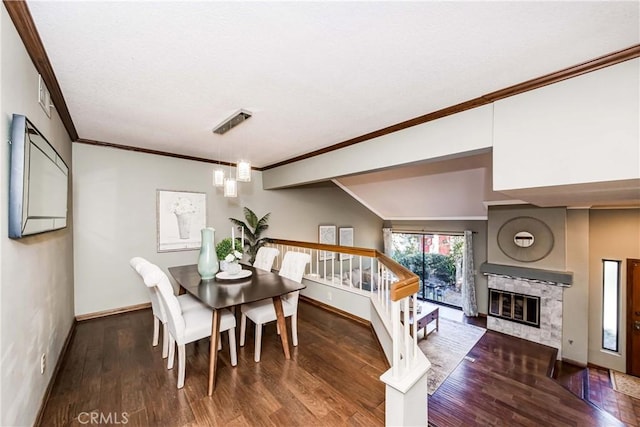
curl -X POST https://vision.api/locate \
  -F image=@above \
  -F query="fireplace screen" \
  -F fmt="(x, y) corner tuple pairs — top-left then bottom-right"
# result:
(489, 289), (540, 327)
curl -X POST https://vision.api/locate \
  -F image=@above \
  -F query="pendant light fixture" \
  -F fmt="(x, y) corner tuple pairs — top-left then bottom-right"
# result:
(236, 159), (251, 182)
(212, 108), (252, 196)
(213, 168), (224, 187)
(212, 137), (225, 187)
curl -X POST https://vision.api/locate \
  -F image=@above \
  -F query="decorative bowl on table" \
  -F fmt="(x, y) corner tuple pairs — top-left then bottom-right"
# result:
(221, 261), (242, 275)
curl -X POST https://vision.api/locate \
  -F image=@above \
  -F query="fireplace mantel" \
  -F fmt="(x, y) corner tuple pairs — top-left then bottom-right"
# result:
(480, 262), (572, 286)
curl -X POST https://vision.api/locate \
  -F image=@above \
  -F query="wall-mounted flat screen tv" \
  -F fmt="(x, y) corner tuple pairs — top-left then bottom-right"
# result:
(9, 114), (68, 238)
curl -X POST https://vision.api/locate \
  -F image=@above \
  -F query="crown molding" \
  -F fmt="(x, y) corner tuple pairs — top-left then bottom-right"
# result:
(263, 44), (640, 170)
(4, 0), (78, 141)
(75, 138), (264, 169)
(5, 0), (638, 170)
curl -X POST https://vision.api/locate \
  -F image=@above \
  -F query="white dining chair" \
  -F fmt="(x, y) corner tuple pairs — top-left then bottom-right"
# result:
(130, 257), (205, 359)
(136, 260), (238, 389)
(240, 251), (311, 362)
(252, 246), (280, 272)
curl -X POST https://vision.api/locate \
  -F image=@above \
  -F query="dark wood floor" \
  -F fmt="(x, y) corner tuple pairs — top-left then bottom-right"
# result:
(587, 367), (640, 426)
(429, 315), (625, 427)
(40, 302), (634, 426)
(39, 302), (387, 426)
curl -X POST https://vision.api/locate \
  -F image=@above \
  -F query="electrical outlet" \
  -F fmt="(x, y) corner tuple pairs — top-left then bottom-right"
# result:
(40, 353), (46, 374)
(327, 291), (332, 301)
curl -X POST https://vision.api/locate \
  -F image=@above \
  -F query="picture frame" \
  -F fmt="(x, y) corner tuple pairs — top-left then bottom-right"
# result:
(157, 190), (206, 252)
(339, 227), (354, 260)
(318, 225), (336, 261)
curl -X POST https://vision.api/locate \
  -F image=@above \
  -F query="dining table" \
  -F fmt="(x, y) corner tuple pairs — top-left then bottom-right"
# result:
(168, 263), (306, 395)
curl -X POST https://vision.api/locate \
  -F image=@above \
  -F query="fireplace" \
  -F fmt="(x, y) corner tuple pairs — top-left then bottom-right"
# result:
(489, 289), (540, 328)
(480, 262), (572, 356)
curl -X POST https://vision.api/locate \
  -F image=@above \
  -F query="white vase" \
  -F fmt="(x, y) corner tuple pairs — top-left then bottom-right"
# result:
(175, 213), (192, 239)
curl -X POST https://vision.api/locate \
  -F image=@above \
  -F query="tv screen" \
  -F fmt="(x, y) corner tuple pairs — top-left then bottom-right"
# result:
(8, 114), (68, 238)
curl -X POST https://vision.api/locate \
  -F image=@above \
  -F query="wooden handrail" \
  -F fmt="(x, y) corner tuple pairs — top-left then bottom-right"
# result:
(269, 238), (419, 301)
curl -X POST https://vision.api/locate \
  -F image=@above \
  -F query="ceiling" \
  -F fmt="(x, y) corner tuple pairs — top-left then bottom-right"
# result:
(20, 2), (640, 217)
(27, 1), (639, 170)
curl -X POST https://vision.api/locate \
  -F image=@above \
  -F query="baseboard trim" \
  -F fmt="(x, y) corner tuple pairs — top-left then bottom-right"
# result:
(75, 302), (151, 321)
(300, 295), (369, 326)
(34, 319), (77, 427)
(562, 357), (587, 368)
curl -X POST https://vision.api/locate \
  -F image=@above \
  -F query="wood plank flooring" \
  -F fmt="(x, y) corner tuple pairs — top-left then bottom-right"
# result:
(39, 302), (387, 426)
(40, 302), (630, 426)
(429, 317), (624, 427)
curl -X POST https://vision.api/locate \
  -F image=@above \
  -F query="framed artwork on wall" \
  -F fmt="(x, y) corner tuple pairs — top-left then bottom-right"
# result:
(318, 225), (336, 261)
(339, 227), (354, 260)
(157, 190), (206, 252)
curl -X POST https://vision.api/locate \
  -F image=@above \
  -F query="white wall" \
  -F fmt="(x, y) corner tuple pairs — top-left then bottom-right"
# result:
(335, 152), (501, 220)
(588, 209), (640, 372)
(493, 59), (639, 191)
(73, 143), (383, 316)
(301, 280), (372, 321)
(263, 105), (493, 189)
(1, 7), (75, 426)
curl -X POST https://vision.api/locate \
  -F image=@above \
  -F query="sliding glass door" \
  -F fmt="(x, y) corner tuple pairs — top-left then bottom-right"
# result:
(391, 232), (464, 308)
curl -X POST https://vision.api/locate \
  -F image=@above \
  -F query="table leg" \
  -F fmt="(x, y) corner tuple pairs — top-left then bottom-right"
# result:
(207, 309), (221, 396)
(272, 297), (291, 359)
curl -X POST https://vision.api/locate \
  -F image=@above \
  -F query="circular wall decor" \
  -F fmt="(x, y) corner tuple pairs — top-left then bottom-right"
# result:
(497, 216), (554, 262)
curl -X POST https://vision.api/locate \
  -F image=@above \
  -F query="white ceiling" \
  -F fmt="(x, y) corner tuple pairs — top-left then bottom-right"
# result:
(27, 1), (639, 169)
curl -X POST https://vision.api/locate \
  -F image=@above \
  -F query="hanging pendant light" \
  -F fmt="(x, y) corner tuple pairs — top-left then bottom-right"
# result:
(213, 168), (225, 187)
(212, 108), (252, 194)
(223, 177), (237, 198)
(236, 160), (251, 182)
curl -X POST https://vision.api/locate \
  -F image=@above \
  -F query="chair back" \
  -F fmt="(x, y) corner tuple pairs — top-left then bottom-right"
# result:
(130, 257), (166, 322)
(136, 261), (186, 342)
(252, 247), (280, 272)
(279, 251), (311, 306)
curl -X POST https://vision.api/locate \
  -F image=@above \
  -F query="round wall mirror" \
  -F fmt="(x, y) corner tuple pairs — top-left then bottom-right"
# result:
(513, 231), (535, 248)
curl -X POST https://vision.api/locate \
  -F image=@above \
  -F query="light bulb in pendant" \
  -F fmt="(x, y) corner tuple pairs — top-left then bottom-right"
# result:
(236, 160), (251, 182)
(223, 177), (237, 197)
(213, 168), (225, 187)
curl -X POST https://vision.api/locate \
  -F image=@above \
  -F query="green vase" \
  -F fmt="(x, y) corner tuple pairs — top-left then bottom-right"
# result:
(197, 227), (219, 279)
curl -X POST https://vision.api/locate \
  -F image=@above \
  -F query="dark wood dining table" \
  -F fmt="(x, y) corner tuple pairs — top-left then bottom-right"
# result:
(168, 263), (305, 395)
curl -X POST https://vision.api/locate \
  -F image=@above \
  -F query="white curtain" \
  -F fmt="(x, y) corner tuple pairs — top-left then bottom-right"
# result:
(383, 227), (393, 256)
(462, 230), (478, 317)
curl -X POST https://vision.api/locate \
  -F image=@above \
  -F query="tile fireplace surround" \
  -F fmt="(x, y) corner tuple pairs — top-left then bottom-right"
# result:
(481, 263), (572, 357)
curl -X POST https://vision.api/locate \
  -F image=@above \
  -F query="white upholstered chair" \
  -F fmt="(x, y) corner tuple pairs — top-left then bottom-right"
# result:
(240, 251), (311, 362)
(252, 246), (280, 272)
(129, 257), (204, 358)
(135, 260), (237, 388)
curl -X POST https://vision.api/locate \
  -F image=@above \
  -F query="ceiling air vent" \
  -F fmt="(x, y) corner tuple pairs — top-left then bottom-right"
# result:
(212, 109), (252, 135)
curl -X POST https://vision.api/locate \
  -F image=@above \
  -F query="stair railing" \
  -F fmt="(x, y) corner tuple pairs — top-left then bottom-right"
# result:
(266, 239), (430, 426)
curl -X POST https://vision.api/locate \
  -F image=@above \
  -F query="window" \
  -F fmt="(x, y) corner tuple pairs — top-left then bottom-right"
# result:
(602, 260), (621, 352)
(391, 232), (464, 308)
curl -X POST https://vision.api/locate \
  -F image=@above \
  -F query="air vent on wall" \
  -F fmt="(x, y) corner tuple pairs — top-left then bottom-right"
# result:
(212, 109), (252, 135)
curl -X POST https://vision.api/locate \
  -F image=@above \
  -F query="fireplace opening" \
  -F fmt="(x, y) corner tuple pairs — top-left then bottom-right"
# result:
(489, 289), (540, 328)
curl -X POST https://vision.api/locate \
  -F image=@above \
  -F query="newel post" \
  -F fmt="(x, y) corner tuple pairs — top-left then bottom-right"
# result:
(380, 355), (430, 426)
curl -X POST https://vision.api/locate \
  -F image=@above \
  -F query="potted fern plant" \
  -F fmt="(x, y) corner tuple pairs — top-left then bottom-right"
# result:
(229, 207), (270, 264)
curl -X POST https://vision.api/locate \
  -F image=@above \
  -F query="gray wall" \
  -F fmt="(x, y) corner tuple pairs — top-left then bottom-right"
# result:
(388, 219), (488, 314)
(73, 143), (383, 316)
(487, 206), (567, 271)
(565, 209), (590, 365)
(1, 8), (75, 426)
